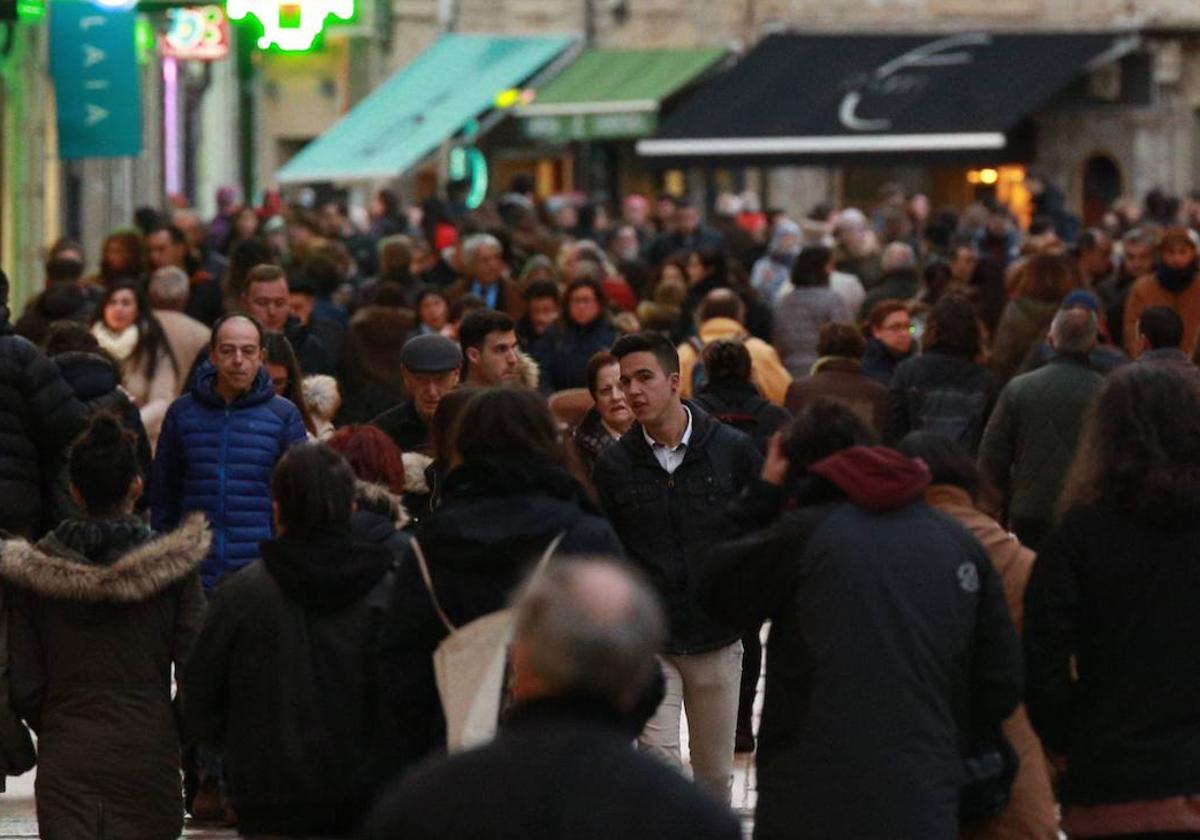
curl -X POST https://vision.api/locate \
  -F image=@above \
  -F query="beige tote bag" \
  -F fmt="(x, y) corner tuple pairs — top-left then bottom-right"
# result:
(411, 531), (565, 752)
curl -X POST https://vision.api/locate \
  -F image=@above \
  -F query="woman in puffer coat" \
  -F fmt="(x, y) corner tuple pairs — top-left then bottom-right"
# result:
(379, 387), (625, 768)
(0, 415), (207, 840)
(897, 431), (1058, 840)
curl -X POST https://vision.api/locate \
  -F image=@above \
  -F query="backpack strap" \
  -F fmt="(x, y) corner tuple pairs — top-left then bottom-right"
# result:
(411, 538), (456, 635)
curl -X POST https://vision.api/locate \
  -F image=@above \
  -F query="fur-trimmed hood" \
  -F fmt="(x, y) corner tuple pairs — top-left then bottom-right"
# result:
(402, 452), (433, 495)
(355, 480), (410, 529)
(0, 513), (210, 603)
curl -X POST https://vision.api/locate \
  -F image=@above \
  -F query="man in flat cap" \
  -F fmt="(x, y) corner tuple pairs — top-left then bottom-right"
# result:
(371, 333), (462, 456)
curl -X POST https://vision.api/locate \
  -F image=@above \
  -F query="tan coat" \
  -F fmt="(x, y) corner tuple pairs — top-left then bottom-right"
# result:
(924, 484), (1058, 840)
(1122, 270), (1200, 357)
(677, 317), (792, 405)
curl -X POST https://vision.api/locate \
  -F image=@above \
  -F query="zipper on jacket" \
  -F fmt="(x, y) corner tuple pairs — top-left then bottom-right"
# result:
(217, 406), (231, 571)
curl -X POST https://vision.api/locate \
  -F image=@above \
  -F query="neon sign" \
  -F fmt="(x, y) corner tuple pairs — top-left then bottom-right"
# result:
(225, 0), (355, 52)
(163, 6), (229, 61)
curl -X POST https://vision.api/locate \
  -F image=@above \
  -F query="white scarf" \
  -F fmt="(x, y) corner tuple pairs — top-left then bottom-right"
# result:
(92, 322), (140, 362)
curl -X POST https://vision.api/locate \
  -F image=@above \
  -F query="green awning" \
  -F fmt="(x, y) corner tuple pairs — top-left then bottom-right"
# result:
(276, 33), (577, 184)
(517, 47), (725, 142)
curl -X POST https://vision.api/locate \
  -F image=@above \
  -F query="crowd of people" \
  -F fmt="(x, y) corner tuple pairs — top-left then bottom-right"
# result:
(1, 174), (1200, 838)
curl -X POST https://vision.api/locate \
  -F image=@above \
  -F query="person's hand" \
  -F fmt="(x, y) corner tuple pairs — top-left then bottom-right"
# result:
(761, 432), (790, 487)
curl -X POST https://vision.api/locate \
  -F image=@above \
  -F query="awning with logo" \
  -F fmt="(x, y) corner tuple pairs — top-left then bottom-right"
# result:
(637, 33), (1136, 165)
(275, 33), (577, 184)
(517, 47), (726, 142)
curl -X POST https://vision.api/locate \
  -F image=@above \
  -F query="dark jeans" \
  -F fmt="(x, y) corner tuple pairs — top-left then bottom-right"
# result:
(736, 625), (761, 738)
(1012, 516), (1051, 553)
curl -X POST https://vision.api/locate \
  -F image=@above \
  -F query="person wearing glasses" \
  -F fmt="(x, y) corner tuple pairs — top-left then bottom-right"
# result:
(151, 313), (308, 591)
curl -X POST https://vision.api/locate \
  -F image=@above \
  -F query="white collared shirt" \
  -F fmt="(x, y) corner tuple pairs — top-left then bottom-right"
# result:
(643, 406), (693, 475)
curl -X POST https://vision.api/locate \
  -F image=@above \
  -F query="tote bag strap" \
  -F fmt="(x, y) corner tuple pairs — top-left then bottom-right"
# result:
(530, 531), (567, 584)
(411, 537), (456, 634)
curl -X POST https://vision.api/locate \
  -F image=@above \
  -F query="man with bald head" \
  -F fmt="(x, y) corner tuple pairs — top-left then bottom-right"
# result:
(362, 560), (741, 840)
(152, 313), (308, 589)
(677, 287), (791, 403)
(979, 305), (1106, 550)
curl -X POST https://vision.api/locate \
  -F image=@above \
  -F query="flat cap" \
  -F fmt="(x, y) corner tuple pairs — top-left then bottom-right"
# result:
(400, 333), (462, 373)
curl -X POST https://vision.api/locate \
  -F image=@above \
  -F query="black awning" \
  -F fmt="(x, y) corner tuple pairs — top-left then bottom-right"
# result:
(637, 32), (1134, 166)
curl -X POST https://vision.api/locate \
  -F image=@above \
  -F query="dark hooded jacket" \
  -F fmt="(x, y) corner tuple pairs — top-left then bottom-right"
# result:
(0, 514), (208, 840)
(351, 480), (412, 556)
(0, 309), (89, 536)
(380, 454), (624, 769)
(693, 377), (792, 455)
(593, 402), (763, 654)
(861, 336), (914, 387)
(182, 530), (397, 836)
(701, 447), (1021, 840)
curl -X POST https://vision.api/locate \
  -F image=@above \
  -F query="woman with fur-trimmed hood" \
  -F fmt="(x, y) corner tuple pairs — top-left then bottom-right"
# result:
(0, 415), (207, 840)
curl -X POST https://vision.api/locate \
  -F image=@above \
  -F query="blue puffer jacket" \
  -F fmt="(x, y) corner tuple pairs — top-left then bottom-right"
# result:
(151, 361), (307, 589)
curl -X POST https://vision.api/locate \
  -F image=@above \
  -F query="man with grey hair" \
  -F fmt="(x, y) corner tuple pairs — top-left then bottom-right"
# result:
(147, 266), (211, 389)
(1098, 227), (1157, 349)
(979, 305), (1106, 550)
(859, 241), (919, 318)
(446, 233), (525, 319)
(361, 559), (741, 840)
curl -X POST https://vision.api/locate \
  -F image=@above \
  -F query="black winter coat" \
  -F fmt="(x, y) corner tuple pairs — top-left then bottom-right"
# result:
(48, 352), (153, 523)
(889, 347), (997, 454)
(701, 448), (1021, 840)
(535, 317), (617, 393)
(379, 455), (624, 769)
(182, 533), (397, 836)
(694, 378), (792, 454)
(360, 696), (742, 840)
(1025, 503), (1200, 806)
(0, 313), (88, 535)
(593, 402), (763, 654)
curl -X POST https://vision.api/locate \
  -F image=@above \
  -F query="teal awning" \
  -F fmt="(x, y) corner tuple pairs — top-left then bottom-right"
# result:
(276, 33), (577, 184)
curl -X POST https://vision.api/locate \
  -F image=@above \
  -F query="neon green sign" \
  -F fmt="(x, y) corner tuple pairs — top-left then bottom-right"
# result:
(449, 146), (488, 210)
(226, 0), (354, 51)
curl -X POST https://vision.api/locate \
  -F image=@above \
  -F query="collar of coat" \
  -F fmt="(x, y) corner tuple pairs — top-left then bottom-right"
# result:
(0, 513), (209, 603)
(355, 480), (411, 530)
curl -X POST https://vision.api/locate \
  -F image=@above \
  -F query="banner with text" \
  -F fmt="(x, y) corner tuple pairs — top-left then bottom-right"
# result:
(50, 3), (142, 160)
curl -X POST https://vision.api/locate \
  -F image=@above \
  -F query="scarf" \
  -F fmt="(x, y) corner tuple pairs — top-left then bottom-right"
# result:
(92, 322), (140, 362)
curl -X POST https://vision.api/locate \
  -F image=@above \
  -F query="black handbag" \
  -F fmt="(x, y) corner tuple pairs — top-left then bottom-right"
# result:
(959, 729), (1019, 824)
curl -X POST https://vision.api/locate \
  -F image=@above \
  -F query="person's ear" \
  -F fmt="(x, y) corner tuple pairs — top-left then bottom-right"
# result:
(272, 500), (284, 535)
(69, 483), (86, 510)
(667, 370), (681, 394)
(466, 347), (481, 366)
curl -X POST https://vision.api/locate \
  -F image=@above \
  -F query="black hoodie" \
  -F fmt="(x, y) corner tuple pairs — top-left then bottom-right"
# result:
(379, 453), (624, 769)
(182, 532), (398, 835)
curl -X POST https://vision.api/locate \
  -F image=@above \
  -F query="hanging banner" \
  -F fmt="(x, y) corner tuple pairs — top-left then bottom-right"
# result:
(50, 2), (143, 160)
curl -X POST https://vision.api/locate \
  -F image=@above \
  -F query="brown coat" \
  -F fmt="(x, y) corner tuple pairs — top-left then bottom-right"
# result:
(0, 514), (209, 840)
(1122, 271), (1200, 357)
(924, 485), (1058, 840)
(784, 356), (888, 437)
(445, 277), (526, 320)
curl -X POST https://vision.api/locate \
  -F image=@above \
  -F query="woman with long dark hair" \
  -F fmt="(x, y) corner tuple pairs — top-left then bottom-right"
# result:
(888, 292), (996, 454)
(380, 387), (624, 768)
(1025, 364), (1200, 840)
(91, 281), (181, 449)
(0, 414), (207, 838)
(262, 331), (316, 437)
(772, 245), (852, 378)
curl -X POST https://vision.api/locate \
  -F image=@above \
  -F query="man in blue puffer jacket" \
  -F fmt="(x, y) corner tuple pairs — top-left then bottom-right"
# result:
(152, 314), (307, 590)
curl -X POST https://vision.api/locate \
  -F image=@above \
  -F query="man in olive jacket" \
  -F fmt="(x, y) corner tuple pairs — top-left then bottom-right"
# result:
(593, 332), (762, 805)
(979, 306), (1106, 551)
